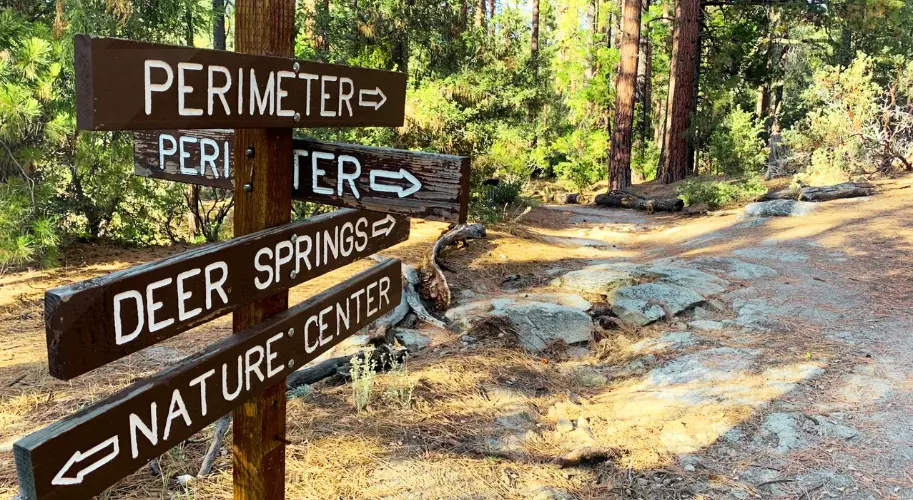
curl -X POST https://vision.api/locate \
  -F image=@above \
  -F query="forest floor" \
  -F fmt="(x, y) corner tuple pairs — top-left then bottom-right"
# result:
(0, 175), (911, 499)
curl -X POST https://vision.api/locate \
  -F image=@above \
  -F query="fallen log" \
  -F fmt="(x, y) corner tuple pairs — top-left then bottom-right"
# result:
(564, 193), (589, 204)
(595, 191), (684, 212)
(423, 223), (486, 310)
(198, 414), (231, 477)
(799, 182), (874, 202)
(286, 344), (407, 391)
(368, 256), (446, 342)
(551, 446), (624, 468)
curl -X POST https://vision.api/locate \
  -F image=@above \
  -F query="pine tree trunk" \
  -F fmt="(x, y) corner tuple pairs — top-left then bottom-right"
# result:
(213, 0), (226, 50)
(660, 0), (699, 184)
(685, 6), (703, 176)
(476, 0), (487, 28)
(609, 0), (643, 190)
(638, 35), (652, 151)
(585, 0), (596, 80)
(530, 0), (540, 59)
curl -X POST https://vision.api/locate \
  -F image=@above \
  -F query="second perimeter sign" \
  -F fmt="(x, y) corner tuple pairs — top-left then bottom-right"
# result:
(134, 129), (470, 223)
(46, 209), (408, 380)
(74, 35), (406, 130)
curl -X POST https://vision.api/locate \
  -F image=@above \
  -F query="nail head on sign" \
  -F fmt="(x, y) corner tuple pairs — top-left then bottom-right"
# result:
(243, 183), (253, 192)
(294, 112), (301, 123)
(290, 270), (298, 280)
(288, 359), (295, 369)
(287, 328), (294, 337)
(246, 146), (255, 158)
(293, 62), (300, 73)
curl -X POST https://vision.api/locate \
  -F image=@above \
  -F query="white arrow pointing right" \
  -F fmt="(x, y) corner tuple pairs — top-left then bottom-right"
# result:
(371, 214), (397, 238)
(358, 87), (387, 110)
(52, 436), (120, 486)
(369, 169), (422, 198)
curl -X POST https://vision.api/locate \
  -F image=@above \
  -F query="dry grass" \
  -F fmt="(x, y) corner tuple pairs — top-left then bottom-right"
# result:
(0, 176), (911, 497)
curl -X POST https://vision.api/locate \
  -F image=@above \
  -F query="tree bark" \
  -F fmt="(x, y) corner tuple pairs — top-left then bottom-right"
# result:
(530, 0), (540, 60)
(212, 0), (226, 50)
(638, 20), (652, 163)
(584, 0), (596, 80)
(609, 0), (643, 190)
(660, 0), (700, 184)
(595, 191), (684, 212)
(685, 5), (704, 176)
(475, 0), (487, 28)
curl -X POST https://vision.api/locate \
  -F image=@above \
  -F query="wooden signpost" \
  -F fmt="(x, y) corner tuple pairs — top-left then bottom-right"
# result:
(45, 209), (408, 380)
(75, 36), (406, 130)
(14, 0), (470, 498)
(133, 130), (470, 223)
(15, 259), (402, 500)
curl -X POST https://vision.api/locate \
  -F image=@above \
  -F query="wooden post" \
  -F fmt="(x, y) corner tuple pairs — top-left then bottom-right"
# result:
(232, 1), (294, 499)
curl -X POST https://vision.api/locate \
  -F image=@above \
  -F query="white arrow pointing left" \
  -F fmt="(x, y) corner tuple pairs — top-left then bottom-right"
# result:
(52, 436), (120, 486)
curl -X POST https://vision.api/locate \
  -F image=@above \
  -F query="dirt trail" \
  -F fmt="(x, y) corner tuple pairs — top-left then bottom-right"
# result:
(0, 177), (910, 499)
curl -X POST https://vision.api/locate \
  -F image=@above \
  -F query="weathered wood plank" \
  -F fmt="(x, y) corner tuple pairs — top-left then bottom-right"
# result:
(45, 209), (409, 380)
(133, 130), (471, 223)
(74, 35), (406, 131)
(15, 259), (402, 500)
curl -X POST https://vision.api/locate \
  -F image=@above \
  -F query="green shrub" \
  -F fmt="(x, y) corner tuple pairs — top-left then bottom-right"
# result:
(706, 107), (767, 176)
(676, 175), (768, 209)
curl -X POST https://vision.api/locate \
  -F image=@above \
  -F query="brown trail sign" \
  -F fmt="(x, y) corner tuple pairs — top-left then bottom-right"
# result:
(74, 35), (406, 131)
(133, 130), (470, 223)
(46, 209), (408, 380)
(15, 259), (402, 500)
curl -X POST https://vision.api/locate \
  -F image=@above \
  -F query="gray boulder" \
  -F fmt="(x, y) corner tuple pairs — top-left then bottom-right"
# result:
(689, 256), (779, 280)
(445, 297), (593, 351)
(548, 262), (642, 295)
(393, 329), (433, 349)
(491, 301), (593, 351)
(609, 283), (705, 326)
(743, 200), (818, 218)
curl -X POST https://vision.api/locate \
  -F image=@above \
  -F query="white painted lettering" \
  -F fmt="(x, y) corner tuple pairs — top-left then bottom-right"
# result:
(304, 315), (319, 353)
(177, 62), (204, 116)
(189, 369), (215, 417)
(244, 345), (265, 390)
(318, 305), (333, 346)
(144, 60), (173, 115)
(146, 278), (174, 333)
(222, 355), (243, 401)
(254, 247), (274, 290)
(176, 268), (202, 321)
(298, 73), (318, 116)
(199, 138), (220, 177)
(320, 76), (338, 117)
(337, 155), (361, 198)
(207, 65), (232, 115)
(250, 69), (275, 116)
(114, 290), (144, 345)
(338, 77), (354, 116)
(266, 332), (284, 378)
(276, 70), (295, 117)
(311, 151), (334, 195)
(274, 240), (294, 284)
(158, 134), (177, 170)
(204, 261), (229, 309)
(129, 403), (158, 459)
(162, 389), (192, 441)
(178, 136), (198, 175)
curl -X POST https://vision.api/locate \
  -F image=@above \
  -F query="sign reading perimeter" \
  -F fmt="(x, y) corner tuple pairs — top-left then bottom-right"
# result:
(46, 209), (408, 380)
(75, 35), (406, 130)
(134, 130), (471, 223)
(16, 259), (401, 500)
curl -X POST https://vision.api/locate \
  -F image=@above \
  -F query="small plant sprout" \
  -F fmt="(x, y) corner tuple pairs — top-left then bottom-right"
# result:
(350, 347), (377, 413)
(384, 352), (414, 409)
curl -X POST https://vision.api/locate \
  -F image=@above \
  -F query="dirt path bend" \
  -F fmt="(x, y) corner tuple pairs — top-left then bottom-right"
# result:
(0, 177), (909, 499)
